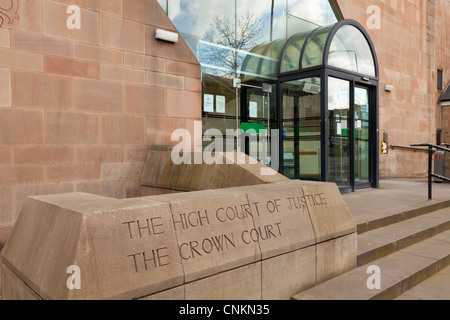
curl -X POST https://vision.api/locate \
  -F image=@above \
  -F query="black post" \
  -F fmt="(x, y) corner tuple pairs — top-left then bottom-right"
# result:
(428, 145), (433, 201)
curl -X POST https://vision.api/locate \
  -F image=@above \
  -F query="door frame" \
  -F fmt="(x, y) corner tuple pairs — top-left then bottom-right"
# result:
(278, 67), (379, 192)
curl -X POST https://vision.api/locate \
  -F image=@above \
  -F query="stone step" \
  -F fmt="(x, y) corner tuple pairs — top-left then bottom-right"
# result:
(292, 230), (450, 300)
(356, 200), (450, 234)
(395, 265), (450, 300)
(357, 207), (450, 267)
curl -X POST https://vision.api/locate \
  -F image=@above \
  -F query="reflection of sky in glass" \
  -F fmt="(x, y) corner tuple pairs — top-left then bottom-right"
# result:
(355, 88), (369, 107)
(328, 77), (349, 111)
(169, 0), (338, 41)
(328, 26), (375, 77)
(165, 0), (339, 79)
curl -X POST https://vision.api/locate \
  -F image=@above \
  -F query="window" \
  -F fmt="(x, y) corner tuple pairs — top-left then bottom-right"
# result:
(438, 68), (443, 91)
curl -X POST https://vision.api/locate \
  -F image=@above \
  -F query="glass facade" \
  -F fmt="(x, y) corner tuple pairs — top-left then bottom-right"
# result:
(158, 1), (379, 192)
(158, 0), (339, 147)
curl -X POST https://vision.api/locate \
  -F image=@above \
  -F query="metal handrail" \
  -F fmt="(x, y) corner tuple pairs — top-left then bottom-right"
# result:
(390, 144), (430, 152)
(410, 143), (450, 153)
(410, 143), (450, 200)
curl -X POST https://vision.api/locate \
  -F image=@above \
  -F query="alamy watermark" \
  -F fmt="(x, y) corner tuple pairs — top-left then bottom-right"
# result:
(66, 265), (81, 290)
(366, 265), (381, 290)
(367, 5), (381, 30)
(170, 122), (280, 176)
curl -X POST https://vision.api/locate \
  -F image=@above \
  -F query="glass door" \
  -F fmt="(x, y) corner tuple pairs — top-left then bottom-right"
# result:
(328, 77), (351, 189)
(354, 86), (371, 187)
(281, 77), (322, 181)
(238, 81), (275, 167)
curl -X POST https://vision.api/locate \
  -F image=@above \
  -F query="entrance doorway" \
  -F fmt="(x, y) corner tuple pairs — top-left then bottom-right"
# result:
(327, 76), (376, 191)
(235, 19), (379, 192)
(234, 80), (277, 167)
(275, 20), (379, 192)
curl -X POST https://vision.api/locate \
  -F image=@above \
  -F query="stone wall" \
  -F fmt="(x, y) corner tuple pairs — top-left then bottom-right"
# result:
(336, 0), (450, 178)
(0, 0), (202, 229)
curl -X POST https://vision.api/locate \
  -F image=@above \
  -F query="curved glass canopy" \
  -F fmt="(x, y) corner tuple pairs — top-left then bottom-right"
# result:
(241, 20), (378, 80)
(281, 20), (378, 77)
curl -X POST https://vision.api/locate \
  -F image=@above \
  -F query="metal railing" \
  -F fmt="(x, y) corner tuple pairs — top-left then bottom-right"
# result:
(410, 143), (450, 200)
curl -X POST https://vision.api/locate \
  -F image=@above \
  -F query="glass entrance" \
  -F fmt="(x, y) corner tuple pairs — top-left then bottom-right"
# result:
(237, 81), (276, 167)
(328, 77), (351, 188)
(282, 77), (322, 180)
(355, 86), (371, 187)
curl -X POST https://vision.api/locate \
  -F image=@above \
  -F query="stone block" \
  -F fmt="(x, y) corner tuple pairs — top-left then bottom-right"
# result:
(43, 0), (99, 45)
(14, 146), (74, 165)
(261, 247), (316, 300)
(44, 56), (100, 79)
(0, 68), (11, 107)
(0, 147), (12, 166)
(101, 65), (146, 84)
(242, 184), (316, 259)
(0, 28), (10, 48)
(101, 15), (146, 53)
(166, 89), (202, 120)
(8, 0), (42, 33)
(184, 262), (262, 300)
(147, 71), (184, 90)
(74, 0), (123, 16)
(74, 42), (123, 65)
(316, 234), (357, 283)
(0, 48), (43, 72)
(1, 179), (356, 300)
(151, 190), (261, 283)
(45, 110), (99, 145)
(11, 30), (72, 57)
(123, 52), (165, 72)
(1, 263), (41, 300)
(1, 194), (183, 300)
(0, 187), (13, 226)
(45, 163), (101, 183)
(0, 108), (43, 146)
(101, 114), (146, 146)
(141, 151), (289, 191)
(12, 71), (73, 109)
(75, 146), (125, 164)
(124, 84), (166, 116)
(74, 78), (123, 113)
(124, 0), (159, 26)
(302, 183), (357, 243)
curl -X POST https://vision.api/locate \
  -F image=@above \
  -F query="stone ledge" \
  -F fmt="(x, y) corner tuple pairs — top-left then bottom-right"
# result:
(1, 181), (356, 300)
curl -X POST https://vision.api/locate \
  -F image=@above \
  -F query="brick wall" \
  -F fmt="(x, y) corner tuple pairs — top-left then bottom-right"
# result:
(336, 0), (450, 178)
(0, 0), (202, 228)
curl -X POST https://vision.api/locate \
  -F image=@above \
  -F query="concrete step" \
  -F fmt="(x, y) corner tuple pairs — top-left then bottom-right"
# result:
(395, 265), (450, 300)
(356, 200), (450, 234)
(357, 207), (450, 267)
(292, 230), (450, 300)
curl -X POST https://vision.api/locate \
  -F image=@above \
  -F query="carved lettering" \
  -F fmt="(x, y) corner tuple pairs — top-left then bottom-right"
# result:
(241, 223), (282, 245)
(122, 217), (164, 240)
(172, 210), (210, 231)
(128, 247), (170, 273)
(179, 233), (236, 261)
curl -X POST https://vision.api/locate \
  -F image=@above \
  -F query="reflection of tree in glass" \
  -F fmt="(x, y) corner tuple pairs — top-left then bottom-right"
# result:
(203, 12), (264, 77)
